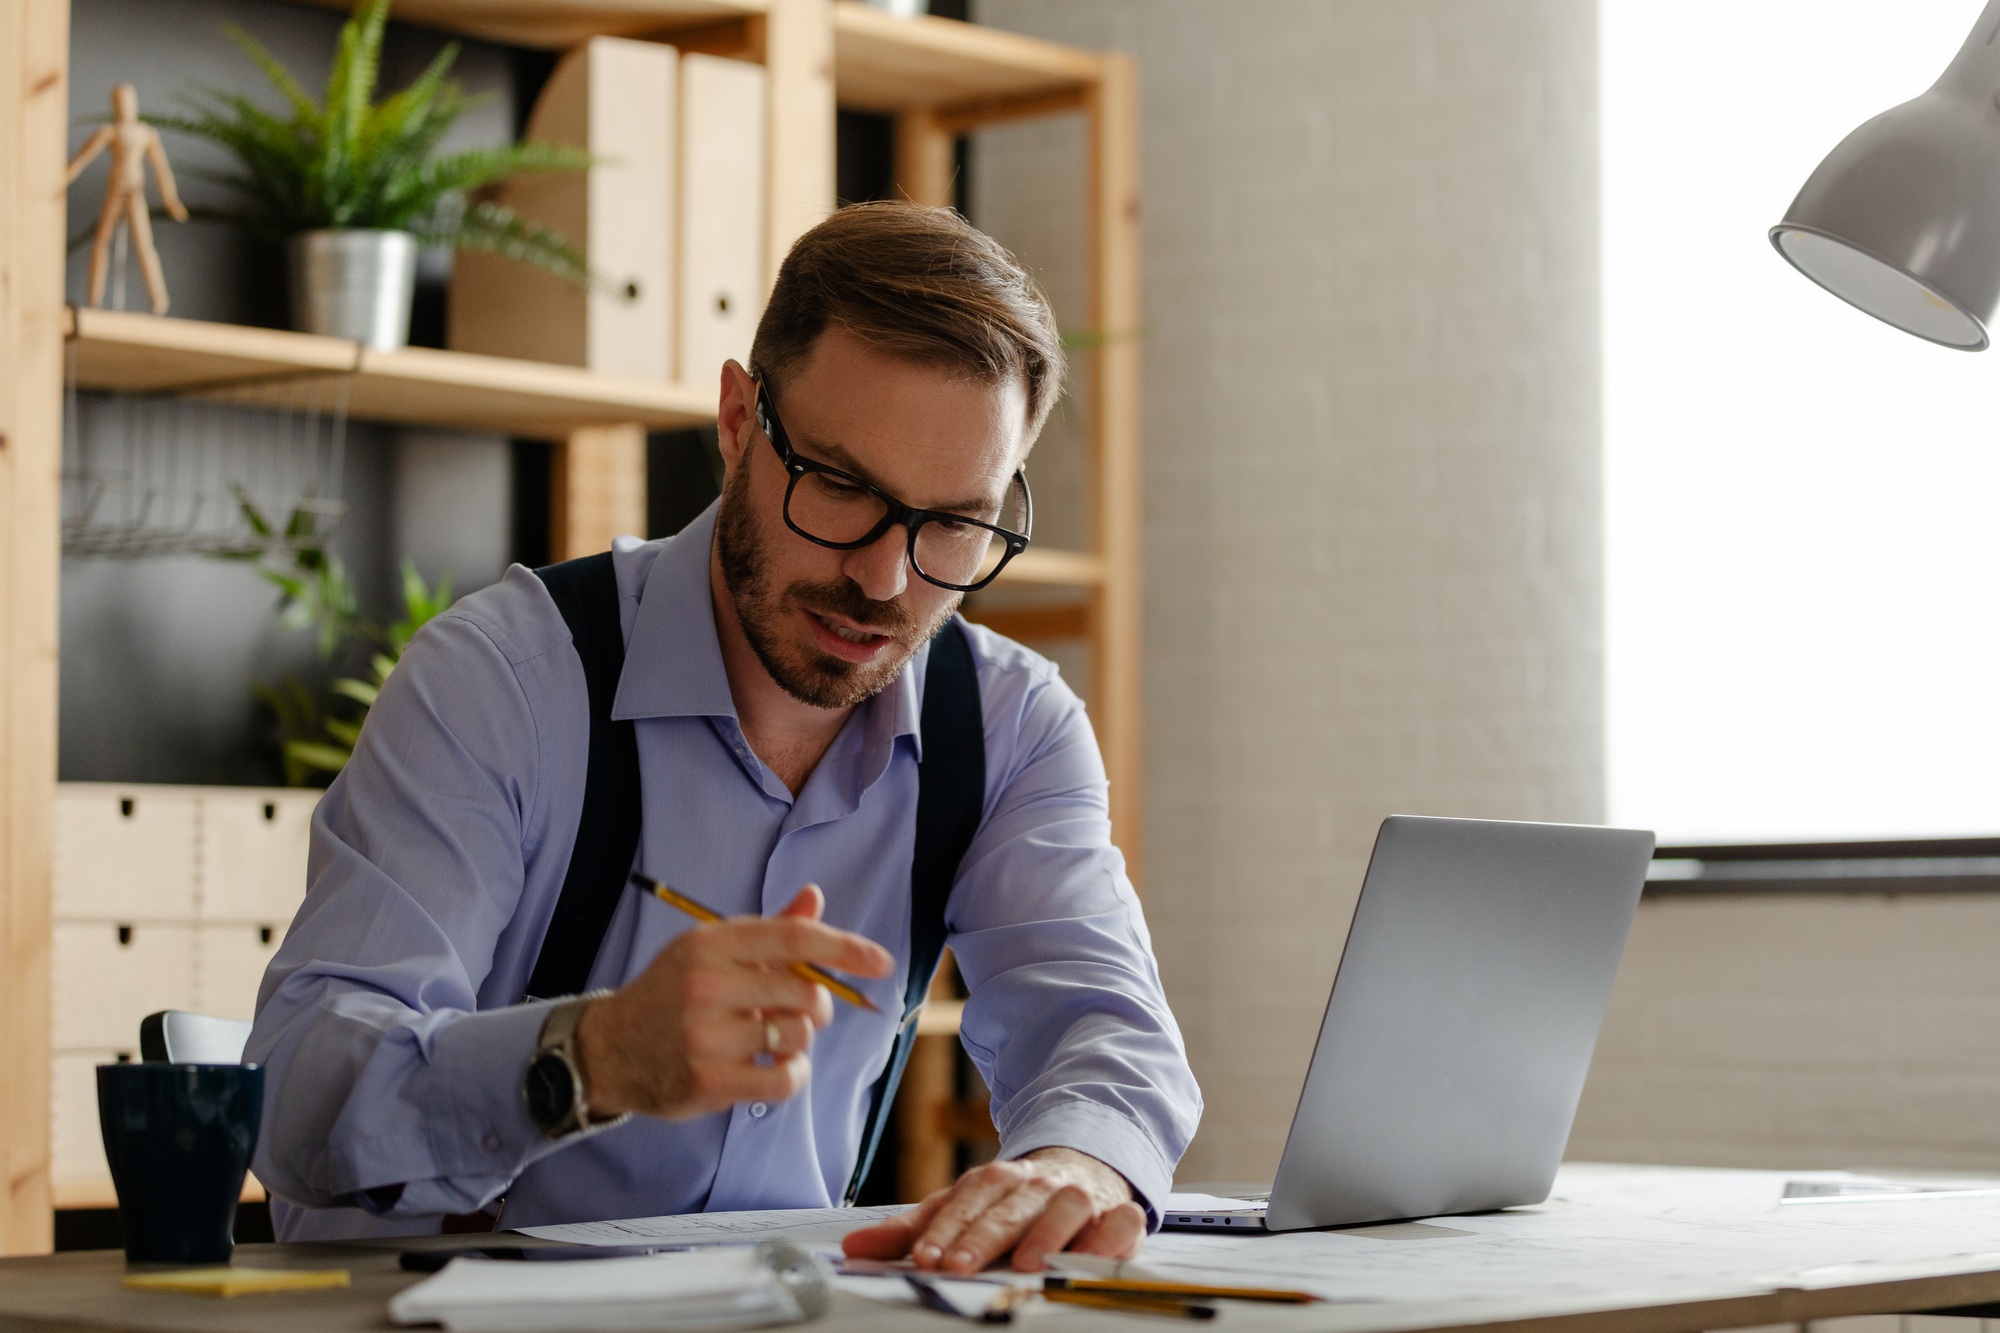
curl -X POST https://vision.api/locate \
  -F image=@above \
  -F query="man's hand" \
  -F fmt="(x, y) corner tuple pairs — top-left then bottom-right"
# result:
(842, 1148), (1146, 1273)
(574, 885), (893, 1121)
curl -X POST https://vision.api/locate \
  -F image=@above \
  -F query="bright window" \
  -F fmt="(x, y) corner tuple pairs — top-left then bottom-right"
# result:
(1604, 0), (2000, 843)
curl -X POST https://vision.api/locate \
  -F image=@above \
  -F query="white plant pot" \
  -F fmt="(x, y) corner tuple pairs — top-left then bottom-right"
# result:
(285, 229), (418, 351)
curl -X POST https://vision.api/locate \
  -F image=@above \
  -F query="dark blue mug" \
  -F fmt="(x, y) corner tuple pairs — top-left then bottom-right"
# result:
(96, 1062), (263, 1265)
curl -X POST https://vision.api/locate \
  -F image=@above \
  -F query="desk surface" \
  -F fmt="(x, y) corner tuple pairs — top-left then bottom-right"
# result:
(12, 1166), (2000, 1333)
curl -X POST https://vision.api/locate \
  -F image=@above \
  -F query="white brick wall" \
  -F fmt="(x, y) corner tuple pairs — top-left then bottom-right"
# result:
(975, 0), (1603, 1182)
(1571, 895), (2000, 1172)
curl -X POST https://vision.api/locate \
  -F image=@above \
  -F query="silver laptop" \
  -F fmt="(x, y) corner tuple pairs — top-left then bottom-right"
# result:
(1164, 815), (1654, 1233)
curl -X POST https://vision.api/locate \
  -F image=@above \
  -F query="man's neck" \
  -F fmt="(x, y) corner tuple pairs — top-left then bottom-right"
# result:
(709, 545), (855, 796)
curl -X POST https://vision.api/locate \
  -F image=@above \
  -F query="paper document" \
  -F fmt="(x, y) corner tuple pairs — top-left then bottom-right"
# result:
(1121, 1164), (2000, 1307)
(389, 1244), (826, 1332)
(517, 1204), (908, 1249)
(1781, 1176), (2000, 1204)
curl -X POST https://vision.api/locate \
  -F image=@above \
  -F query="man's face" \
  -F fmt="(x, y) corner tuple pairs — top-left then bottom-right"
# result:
(715, 326), (1029, 710)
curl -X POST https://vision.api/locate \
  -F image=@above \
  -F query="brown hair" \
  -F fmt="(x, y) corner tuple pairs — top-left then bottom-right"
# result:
(749, 202), (1065, 441)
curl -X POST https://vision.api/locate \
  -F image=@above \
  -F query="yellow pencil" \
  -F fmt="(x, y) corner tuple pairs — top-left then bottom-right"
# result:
(1045, 1275), (1318, 1304)
(1042, 1288), (1217, 1320)
(627, 873), (881, 1013)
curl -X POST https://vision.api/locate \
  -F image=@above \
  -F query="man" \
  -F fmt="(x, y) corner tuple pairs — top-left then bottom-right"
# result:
(249, 203), (1200, 1273)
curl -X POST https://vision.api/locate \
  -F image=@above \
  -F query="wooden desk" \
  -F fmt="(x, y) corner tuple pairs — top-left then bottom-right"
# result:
(10, 1167), (2000, 1332)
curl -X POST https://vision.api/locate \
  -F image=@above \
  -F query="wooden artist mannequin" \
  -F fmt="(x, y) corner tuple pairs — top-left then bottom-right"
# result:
(67, 82), (187, 316)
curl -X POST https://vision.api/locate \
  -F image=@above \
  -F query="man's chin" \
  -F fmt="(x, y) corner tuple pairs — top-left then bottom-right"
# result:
(767, 641), (907, 711)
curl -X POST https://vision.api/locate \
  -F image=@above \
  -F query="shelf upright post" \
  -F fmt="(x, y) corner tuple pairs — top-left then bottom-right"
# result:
(553, 423), (648, 560)
(0, 0), (70, 1256)
(880, 105), (967, 1208)
(1086, 53), (1143, 889)
(762, 0), (835, 285)
(893, 109), (955, 210)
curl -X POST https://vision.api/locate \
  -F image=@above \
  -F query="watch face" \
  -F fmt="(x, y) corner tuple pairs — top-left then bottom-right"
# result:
(525, 1052), (578, 1132)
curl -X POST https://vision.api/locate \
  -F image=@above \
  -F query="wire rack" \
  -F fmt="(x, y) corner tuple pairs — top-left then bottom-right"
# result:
(62, 354), (350, 559)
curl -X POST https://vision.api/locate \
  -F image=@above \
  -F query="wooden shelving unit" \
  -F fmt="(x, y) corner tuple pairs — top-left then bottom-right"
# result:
(0, 0), (1139, 1251)
(66, 308), (719, 437)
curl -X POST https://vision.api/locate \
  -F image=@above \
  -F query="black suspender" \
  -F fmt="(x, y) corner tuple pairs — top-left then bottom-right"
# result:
(525, 552), (986, 1204)
(844, 615), (984, 1203)
(524, 553), (643, 1004)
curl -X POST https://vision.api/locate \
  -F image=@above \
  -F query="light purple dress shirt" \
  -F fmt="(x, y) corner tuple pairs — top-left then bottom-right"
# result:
(249, 503), (1200, 1241)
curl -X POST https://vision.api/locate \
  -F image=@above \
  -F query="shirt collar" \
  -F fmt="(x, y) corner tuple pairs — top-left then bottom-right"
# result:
(610, 503), (736, 722)
(609, 501), (927, 760)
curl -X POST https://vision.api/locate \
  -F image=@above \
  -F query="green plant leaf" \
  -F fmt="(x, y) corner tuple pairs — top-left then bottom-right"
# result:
(322, 717), (363, 747)
(285, 739), (354, 775)
(330, 676), (379, 708)
(234, 486), (275, 540)
(221, 22), (321, 124)
(323, 0), (389, 223)
(164, 0), (591, 262)
(448, 199), (595, 289)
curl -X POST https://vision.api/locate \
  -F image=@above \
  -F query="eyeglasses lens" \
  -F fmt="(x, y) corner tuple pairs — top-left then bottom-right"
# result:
(785, 472), (1028, 589)
(787, 471), (888, 546)
(913, 484), (1028, 587)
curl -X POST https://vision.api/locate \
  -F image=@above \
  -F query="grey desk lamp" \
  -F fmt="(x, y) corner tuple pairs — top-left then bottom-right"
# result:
(1771, 0), (2000, 349)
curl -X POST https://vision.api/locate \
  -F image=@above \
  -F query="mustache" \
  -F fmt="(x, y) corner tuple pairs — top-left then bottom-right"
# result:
(786, 578), (921, 638)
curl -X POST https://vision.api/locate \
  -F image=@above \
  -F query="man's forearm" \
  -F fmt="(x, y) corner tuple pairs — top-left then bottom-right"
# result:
(250, 983), (563, 1216)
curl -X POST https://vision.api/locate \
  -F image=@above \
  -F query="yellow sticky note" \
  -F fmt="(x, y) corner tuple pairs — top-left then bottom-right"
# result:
(122, 1267), (351, 1298)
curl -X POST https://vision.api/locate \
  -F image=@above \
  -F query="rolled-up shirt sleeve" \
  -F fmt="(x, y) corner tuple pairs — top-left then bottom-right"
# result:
(948, 633), (1203, 1226)
(247, 597), (578, 1218)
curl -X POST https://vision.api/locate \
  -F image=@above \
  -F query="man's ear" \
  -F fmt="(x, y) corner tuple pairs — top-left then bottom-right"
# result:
(716, 359), (757, 477)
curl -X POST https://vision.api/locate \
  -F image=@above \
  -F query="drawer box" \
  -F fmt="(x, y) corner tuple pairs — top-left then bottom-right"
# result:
(193, 922), (283, 1023)
(50, 1051), (121, 1196)
(199, 789), (315, 922)
(54, 785), (197, 920)
(52, 922), (195, 1052)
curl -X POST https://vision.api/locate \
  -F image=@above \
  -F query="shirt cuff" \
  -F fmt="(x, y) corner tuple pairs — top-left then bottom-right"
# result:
(996, 1097), (1178, 1231)
(365, 999), (577, 1217)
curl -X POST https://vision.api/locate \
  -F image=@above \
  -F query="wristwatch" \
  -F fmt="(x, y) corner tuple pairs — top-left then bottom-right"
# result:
(522, 991), (625, 1140)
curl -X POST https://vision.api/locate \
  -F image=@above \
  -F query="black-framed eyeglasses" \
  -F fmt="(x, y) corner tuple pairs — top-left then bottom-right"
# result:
(754, 379), (1032, 593)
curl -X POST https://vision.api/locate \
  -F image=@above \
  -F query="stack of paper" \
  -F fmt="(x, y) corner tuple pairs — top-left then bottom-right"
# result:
(388, 1244), (826, 1332)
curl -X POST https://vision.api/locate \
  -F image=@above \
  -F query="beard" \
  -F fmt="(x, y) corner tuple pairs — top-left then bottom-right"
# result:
(715, 460), (958, 710)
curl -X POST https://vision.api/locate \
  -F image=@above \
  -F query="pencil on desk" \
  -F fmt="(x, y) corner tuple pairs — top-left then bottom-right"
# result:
(627, 872), (881, 1013)
(1044, 1275), (1318, 1304)
(1041, 1288), (1217, 1320)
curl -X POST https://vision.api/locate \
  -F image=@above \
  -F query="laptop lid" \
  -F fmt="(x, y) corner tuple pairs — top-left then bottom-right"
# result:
(1262, 815), (1654, 1232)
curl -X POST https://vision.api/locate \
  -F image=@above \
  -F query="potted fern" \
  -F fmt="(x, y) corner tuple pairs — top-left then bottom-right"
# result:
(162, 0), (593, 350)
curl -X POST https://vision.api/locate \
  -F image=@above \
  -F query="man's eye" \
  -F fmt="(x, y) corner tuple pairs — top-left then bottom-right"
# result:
(818, 475), (868, 496)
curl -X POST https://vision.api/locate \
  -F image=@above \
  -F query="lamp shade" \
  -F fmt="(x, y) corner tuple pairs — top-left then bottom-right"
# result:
(1770, 0), (2000, 350)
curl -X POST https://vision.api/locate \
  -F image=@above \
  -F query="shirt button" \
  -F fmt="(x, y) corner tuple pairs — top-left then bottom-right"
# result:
(483, 1132), (502, 1152)
(749, 1102), (768, 1119)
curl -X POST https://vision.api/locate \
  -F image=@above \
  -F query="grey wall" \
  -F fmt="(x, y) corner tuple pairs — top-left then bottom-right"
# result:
(60, 0), (520, 786)
(973, 0), (1604, 1183)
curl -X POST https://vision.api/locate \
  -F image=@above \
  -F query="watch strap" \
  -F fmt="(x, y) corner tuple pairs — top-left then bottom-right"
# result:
(529, 991), (625, 1140)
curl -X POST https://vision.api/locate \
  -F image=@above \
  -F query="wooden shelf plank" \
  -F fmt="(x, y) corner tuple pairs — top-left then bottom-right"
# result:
(53, 1173), (264, 1213)
(990, 547), (1104, 587)
(833, 3), (1100, 114)
(295, 0), (1097, 123)
(67, 310), (717, 438)
(914, 998), (962, 1037)
(965, 599), (1088, 641)
(296, 0), (765, 49)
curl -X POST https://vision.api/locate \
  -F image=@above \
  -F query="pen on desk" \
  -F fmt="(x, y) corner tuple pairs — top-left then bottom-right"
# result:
(628, 872), (881, 1013)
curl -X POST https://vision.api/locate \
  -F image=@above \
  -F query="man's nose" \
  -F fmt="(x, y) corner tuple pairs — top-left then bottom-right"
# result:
(841, 525), (909, 603)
